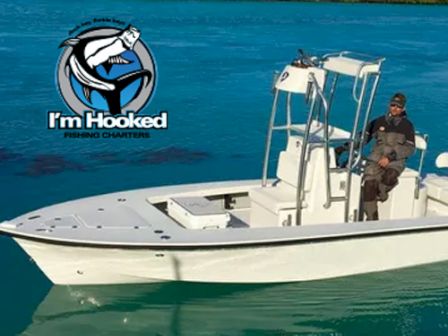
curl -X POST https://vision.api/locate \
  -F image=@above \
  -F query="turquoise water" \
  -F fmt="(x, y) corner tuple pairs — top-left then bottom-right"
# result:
(17, 264), (448, 335)
(1, 0), (448, 335)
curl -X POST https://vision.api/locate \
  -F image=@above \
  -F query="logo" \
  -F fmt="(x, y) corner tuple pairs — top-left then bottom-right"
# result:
(56, 24), (156, 116)
(50, 19), (168, 139)
(280, 71), (289, 82)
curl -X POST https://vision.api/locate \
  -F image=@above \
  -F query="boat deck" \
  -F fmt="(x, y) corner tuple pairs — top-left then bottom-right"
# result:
(2, 180), (448, 248)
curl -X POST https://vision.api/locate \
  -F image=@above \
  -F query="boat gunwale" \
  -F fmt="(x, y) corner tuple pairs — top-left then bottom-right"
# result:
(4, 220), (448, 250)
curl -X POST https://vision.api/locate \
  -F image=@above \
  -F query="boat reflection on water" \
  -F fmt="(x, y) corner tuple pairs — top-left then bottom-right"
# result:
(22, 262), (448, 335)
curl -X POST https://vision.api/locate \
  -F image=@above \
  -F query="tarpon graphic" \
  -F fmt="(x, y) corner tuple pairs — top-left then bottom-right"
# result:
(60, 26), (152, 115)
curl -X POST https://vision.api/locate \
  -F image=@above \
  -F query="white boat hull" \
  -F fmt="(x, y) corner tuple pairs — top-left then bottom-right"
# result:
(14, 225), (448, 285)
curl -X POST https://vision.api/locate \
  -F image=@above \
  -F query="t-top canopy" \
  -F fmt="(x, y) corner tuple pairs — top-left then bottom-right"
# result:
(323, 53), (382, 78)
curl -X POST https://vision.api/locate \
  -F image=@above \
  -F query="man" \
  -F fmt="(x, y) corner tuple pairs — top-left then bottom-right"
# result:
(336, 93), (415, 220)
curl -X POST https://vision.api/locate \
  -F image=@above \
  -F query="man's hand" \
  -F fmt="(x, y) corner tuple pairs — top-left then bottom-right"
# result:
(335, 145), (347, 156)
(378, 156), (390, 168)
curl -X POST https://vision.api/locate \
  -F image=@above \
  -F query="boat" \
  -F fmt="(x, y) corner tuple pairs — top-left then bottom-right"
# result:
(2, 50), (448, 285)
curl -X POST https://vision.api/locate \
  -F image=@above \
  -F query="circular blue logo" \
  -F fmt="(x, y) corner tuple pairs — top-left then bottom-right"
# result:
(57, 25), (156, 116)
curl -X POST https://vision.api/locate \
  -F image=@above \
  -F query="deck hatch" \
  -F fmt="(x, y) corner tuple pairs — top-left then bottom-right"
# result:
(77, 206), (150, 229)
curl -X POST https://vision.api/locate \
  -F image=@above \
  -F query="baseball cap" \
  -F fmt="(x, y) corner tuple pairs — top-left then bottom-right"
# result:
(390, 93), (406, 108)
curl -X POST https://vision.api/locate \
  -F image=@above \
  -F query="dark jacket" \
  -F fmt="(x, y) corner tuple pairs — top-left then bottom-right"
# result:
(365, 111), (415, 172)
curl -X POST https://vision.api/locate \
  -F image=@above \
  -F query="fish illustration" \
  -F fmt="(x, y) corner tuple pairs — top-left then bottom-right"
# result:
(60, 26), (152, 115)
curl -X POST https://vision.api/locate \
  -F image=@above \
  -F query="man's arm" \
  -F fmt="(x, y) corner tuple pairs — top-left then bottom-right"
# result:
(336, 119), (376, 154)
(362, 119), (376, 146)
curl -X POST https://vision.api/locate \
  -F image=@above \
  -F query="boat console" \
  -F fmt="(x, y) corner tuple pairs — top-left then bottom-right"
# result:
(250, 50), (430, 227)
(250, 134), (361, 227)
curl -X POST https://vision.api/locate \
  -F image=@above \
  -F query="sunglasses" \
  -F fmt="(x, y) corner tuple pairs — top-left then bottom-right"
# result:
(389, 103), (404, 108)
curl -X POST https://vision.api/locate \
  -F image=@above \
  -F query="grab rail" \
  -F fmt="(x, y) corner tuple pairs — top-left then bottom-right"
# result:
(295, 73), (330, 224)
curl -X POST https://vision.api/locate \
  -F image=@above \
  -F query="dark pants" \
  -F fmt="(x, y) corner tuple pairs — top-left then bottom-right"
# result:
(363, 168), (400, 220)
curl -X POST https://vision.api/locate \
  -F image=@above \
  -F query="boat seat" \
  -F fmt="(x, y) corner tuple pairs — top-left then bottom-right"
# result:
(250, 136), (337, 221)
(378, 167), (426, 219)
(424, 175), (448, 205)
(276, 151), (313, 191)
(249, 183), (299, 214)
(401, 167), (419, 178)
(276, 135), (335, 191)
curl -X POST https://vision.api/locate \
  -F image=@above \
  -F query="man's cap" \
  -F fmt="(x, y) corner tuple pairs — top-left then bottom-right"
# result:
(390, 92), (406, 108)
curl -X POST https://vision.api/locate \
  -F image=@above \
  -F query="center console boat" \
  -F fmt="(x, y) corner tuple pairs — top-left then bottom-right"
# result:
(2, 51), (448, 285)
